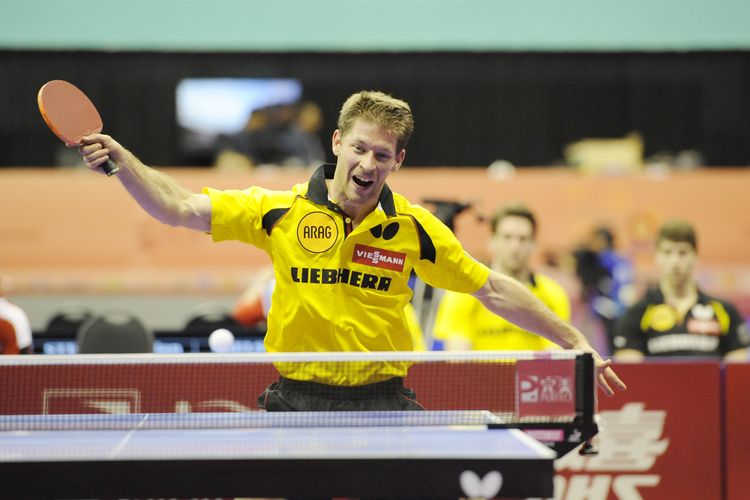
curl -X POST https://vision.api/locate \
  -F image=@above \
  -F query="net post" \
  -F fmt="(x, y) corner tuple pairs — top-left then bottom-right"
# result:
(575, 351), (598, 444)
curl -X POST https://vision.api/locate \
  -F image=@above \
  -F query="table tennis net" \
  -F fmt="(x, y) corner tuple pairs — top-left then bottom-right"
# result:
(0, 351), (595, 430)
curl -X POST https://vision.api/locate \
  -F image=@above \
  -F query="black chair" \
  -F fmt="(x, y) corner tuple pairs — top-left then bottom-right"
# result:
(183, 305), (243, 337)
(45, 303), (94, 338)
(77, 310), (154, 354)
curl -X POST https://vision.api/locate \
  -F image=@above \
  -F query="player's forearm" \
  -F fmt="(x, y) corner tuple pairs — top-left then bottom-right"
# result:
(472, 271), (589, 350)
(115, 151), (210, 232)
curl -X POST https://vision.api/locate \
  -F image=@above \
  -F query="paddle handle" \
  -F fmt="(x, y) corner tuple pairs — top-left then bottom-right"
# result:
(102, 159), (119, 176)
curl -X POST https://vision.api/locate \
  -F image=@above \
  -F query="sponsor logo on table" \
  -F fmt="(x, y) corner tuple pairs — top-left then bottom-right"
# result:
(524, 429), (566, 443)
(460, 470), (503, 499)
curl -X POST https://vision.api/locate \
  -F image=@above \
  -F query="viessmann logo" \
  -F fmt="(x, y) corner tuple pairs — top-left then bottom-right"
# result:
(352, 244), (406, 272)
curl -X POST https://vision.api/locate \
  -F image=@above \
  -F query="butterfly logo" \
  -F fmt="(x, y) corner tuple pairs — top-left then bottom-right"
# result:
(460, 470), (503, 498)
(370, 222), (400, 240)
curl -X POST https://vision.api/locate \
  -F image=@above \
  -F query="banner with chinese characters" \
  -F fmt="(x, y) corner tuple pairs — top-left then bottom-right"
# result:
(553, 362), (722, 500)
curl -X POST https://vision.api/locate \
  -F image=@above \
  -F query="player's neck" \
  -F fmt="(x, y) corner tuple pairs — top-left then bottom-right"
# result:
(494, 262), (530, 283)
(326, 182), (380, 227)
(660, 280), (698, 310)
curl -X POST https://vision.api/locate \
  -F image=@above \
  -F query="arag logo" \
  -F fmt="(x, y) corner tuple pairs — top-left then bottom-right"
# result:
(297, 211), (338, 253)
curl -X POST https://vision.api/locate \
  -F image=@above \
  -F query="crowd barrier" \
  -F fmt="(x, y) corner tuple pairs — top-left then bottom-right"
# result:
(556, 362), (735, 500)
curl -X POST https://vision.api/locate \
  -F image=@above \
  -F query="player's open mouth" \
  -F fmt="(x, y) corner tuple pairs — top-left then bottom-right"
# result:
(352, 175), (374, 188)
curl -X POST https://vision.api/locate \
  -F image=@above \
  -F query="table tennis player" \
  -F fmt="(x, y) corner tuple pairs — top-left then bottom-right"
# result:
(76, 90), (626, 410)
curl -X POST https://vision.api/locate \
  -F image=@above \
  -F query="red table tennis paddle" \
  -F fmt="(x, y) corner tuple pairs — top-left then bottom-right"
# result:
(37, 80), (119, 176)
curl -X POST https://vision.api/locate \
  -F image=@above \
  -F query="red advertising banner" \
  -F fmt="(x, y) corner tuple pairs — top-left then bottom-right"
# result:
(516, 359), (576, 418)
(725, 363), (750, 500)
(555, 362), (722, 500)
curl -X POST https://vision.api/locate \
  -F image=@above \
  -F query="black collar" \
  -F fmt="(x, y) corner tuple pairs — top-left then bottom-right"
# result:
(306, 163), (396, 216)
(649, 286), (709, 304)
(529, 272), (537, 287)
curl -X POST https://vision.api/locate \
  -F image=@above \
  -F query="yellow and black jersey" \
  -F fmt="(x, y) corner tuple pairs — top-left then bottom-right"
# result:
(433, 272), (569, 351)
(615, 287), (750, 358)
(203, 164), (490, 384)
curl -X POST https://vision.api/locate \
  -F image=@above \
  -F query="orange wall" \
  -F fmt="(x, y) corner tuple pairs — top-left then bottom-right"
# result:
(2, 167), (749, 294)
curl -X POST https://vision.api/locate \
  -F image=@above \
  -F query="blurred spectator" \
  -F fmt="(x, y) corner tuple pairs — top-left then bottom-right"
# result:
(295, 101), (327, 165)
(432, 203), (569, 350)
(614, 220), (749, 361)
(0, 279), (32, 354)
(645, 149), (705, 172)
(215, 101), (326, 169)
(574, 225), (635, 354)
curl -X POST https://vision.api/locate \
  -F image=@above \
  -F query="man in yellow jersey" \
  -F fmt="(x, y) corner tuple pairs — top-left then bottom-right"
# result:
(76, 90), (625, 410)
(433, 203), (569, 351)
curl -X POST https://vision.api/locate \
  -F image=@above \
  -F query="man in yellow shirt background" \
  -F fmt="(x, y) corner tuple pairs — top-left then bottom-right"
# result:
(433, 203), (570, 351)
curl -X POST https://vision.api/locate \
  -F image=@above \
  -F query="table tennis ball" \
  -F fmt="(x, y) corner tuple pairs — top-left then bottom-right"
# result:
(208, 328), (235, 353)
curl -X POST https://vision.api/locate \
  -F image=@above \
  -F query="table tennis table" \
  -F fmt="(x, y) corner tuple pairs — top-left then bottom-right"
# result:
(0, 410), (556, 499)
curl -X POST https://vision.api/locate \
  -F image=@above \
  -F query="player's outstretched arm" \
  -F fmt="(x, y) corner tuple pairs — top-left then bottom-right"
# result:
(78, 134), (211, 232)
(472, 270), (627, 396)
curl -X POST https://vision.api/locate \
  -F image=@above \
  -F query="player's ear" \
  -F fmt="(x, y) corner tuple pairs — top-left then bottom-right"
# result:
(332, 129), (342, 156)
(392, 149), (406, 171)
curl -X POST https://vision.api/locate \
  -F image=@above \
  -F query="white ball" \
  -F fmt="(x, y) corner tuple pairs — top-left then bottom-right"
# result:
(208, 328), (235, 353)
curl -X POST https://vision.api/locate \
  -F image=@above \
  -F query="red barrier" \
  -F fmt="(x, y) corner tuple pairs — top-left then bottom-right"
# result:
(555, 362), (722, 500)
(725, 363), (750, 500)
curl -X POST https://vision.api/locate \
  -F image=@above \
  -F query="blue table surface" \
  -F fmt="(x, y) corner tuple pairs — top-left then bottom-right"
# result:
(0, 411), (555, 462)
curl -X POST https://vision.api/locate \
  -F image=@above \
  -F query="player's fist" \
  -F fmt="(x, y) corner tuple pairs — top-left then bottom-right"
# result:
(77, 134), (123, 175)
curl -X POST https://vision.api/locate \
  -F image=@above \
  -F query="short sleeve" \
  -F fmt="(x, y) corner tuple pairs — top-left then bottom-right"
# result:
(202, 186), (272, 250)
(409, 208), (490, 294)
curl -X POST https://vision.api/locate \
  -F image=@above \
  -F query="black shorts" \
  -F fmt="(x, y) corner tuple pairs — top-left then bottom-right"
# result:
(258, 376), (424, 411)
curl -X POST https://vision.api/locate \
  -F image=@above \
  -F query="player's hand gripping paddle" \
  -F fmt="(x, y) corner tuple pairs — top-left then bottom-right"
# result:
(37, 80), (119, 176)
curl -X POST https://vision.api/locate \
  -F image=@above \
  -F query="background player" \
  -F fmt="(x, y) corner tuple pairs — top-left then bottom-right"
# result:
(614, 219), (749, 360)
(433, 203), (569, 351)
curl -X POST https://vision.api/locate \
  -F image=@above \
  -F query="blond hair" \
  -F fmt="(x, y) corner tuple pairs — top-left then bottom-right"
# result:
(337, 91), (414, 151)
